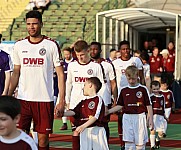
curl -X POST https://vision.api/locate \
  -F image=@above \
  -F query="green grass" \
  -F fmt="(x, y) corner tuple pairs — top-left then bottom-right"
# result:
(51, 119), (181, 150)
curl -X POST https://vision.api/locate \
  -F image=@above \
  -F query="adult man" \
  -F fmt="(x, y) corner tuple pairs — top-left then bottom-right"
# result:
(90, 42), (118, 141)
(0, 49), (12, 95)
(112, 40), (145, 150)
(8, 10), (65, 150)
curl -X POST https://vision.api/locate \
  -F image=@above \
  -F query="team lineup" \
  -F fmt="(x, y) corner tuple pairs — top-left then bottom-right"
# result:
(0, 10), (175, 150)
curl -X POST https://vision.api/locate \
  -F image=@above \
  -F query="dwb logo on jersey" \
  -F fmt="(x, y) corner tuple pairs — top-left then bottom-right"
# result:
(75, 77), (88, 82)
(23, 58), (44, 67)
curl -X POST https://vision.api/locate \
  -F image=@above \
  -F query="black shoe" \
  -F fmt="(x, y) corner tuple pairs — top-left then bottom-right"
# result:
(162, 133), (166, 138)
(59, 124), (68, 130)
(120, 145), (125, 150)
(150, 145), (157, 150)
(155, 140), (160, 149)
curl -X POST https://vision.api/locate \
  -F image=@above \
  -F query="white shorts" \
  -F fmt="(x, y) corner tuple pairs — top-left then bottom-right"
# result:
(153, 114), (165, 132)
(80, 126), (109, 150)
(165, 107), (171, 119)
(123, 113), (148, 145)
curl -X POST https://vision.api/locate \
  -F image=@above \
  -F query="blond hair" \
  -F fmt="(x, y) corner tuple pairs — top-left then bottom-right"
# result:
(125, 65), (138, 78)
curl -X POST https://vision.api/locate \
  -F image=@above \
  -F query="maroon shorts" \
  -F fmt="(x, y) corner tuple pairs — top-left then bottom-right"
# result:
(18, 100), (54, 134)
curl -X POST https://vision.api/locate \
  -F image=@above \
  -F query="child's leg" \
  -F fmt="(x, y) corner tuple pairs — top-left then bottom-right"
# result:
(30, 121), (38, 145)
(150, 130), (156, 148)
(135, 144), (146, 150)
(125, 142), (136, 150)
(72, 131), (80, 150)
(118, 113), (125, 147)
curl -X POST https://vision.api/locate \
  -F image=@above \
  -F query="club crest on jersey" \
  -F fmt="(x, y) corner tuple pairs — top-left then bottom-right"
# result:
(136, 91), (142, 98)
(88, 101), (95, 109)
(39, 48), (46, 56)
(167, 94), (170, 99)
(87, 69), (93, 75)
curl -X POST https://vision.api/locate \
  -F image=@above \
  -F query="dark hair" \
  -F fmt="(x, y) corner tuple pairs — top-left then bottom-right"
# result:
(63, 47), (72, 53)
(161, 78), (169, 85)
(151, 80), (160, 88)
(119, 40), (130, 49)
(110, 48), (116, 52)
(74, 40), (89, 52)
(90, 42), (101, 51)
(140, 52), (149, 62)
(0, 96), (21, 119)
(87, 77), (102, 93)
(26, 10), (42, 23)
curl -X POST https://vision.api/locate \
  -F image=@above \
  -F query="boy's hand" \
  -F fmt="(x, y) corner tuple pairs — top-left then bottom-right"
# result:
(76, 125), (86, 133)
(148, 118), (154, 131)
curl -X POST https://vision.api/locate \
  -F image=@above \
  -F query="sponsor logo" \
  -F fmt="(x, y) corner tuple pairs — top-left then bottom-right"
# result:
(88, 101), (95, 109)
(46, 128), (52, 131)
(22, 51), (28, 53)
(157, 58), (160, 61)
(23, 58), (44, 65)
(75, 77), (88, 82)
(136, 91), (142, 98)
(39, 48), (46, 56)
(126, 94), (130, 96)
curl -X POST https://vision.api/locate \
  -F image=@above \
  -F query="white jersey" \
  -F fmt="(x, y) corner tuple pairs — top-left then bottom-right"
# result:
(99, 61), (116, 105)
(112, 56), (143, 94)
(13, 36), (63, 102)
(66, 60), (105, 109)
(143, 63), (150, 78)
(0, 130), (38, 150)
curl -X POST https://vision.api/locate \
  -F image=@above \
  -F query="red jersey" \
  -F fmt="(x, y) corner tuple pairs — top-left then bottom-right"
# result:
(72, 95), (106, 127)
(117, 84), (151, 114)
(162, 56), (175, 72)
(0, 130), (37, 150)
(160, 90), (175, 108)
(149, 55), (163, 73)
(150, 93), (165, 116)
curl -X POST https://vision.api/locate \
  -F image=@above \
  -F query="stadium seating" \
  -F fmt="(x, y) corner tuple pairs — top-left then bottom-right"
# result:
(1, 0), (125, 46)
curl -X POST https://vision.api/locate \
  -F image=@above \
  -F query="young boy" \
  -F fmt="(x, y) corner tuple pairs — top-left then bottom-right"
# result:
(107, 65), (153, 150)
(0, 95), (37, 150)
(149, 81), (167, 149)
(160, 78), (175, 136)
(62, 77), (109, 150)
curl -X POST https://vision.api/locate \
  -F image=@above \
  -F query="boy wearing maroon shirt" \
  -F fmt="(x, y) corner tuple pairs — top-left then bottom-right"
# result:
(107, 66), (153, 150)
(149, 81), (167, 149)
(62, 77), (108, 150)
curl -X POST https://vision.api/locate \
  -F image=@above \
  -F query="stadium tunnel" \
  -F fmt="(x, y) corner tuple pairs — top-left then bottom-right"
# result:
(96, 8), (181, 81)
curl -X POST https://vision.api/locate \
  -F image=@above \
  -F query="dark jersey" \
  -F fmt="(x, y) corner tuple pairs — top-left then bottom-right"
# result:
(150, 93), (165, 116)
(72, 95), (107, 127)
(149, 55), (162, 74)
(0, 50), (11, 95)
(161, 90), (175, 108)
(117, 84), (151, 114)
(0, 130), (37, 150)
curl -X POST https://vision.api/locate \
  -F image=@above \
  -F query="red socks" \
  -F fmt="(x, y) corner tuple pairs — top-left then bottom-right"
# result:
(38, 144), (49, 150)
(72, 136), (80, 150)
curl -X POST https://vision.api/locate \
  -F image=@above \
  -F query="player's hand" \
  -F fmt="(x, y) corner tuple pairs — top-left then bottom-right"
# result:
(54, 100), (65, 117)
(75, 125), (85, 133)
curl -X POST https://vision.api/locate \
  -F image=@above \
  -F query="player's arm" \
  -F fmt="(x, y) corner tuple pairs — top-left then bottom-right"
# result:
(8, 65), (20, 96)
(63, 110), (75, 117)
(75, 116), (97, 133)
(54, 65), (65, 117)
(110, 78), (118, 106)
(2, 71), (11, 95)
(147, 105), (154, 130)
(139, 69), (146, 85)
(106, 105), (122, 115)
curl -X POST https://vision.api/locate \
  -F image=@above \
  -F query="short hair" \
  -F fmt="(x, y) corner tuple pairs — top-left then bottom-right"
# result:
(26, 10), (42, 23)
(161, 78), (169, 85)
(140, 52), (149, 62)
(125, 65), (138, 78)
(87, 77), (102, 93)
(151, 80), (160, 88)
(74, 40), (89, 52)
(119, 40), (130, 49)
(90, 42), (101, 51)
(0, 96), (21, 119)
(110, 48), (116, 52)
(62, 47), (72, 53)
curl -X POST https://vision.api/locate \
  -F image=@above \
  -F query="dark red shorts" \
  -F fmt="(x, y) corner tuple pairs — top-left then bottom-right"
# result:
(18, 100), (54, 134)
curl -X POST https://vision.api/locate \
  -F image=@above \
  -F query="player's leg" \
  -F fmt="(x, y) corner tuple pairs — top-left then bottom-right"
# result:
(135, 144), (146, 150)
(80, 128), (92, 150)
(125, 142), (136, 150)
(164, 107), (171, 135)
(32, 101), (54, 149)
(149, 130), (156, 149)
(30, 120), (38, 145)
(17, 100), (32, 134)
(92, 127), (109, 150)
(60, 109), (68, 130)
(118, 112), (125, 149)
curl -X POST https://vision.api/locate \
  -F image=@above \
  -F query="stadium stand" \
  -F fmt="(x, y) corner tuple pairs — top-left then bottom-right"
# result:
(0, 0), (126, 47)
